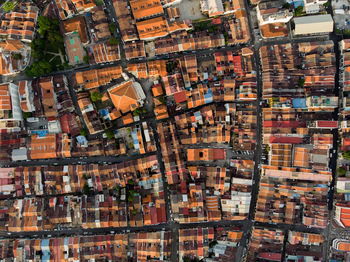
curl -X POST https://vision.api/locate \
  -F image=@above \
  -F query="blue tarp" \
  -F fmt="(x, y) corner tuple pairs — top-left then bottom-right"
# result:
(32, 130), (48, 137)
(292, 98), (307, 108)
(204, 88), (213, 104)
(99, 108), (109, 116)
(76, 135), (88, 147)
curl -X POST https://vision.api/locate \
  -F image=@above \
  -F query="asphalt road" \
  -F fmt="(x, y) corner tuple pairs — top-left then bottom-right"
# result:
(0, 1), (344, 261)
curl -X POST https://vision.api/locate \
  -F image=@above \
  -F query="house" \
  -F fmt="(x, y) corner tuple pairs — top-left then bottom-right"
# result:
(187, 148), (226, 161)
(90, 7), (111, 41)
(112, 0), (139, 42)
(75, 66), (122, 89)
(124, 41), (146, 59)
(127, 63), (148, 79)
(200, 0), (224, 17)
(0, 40), (31, 75)
(129, 0), (164, 20)
(89, 43), (120, 63)
(77, 95), (103, 135)
(0, 83), (23, 131)
(63, 16), (89, 44)
(0, 2), (39, 43)
(136, 16), (189, 41)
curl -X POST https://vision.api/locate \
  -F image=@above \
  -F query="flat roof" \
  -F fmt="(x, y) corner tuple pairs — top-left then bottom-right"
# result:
(294, 14), (333, 24)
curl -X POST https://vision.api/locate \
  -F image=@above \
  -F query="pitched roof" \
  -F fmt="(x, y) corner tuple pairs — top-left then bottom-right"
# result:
(129, 0), (163, 20)
(63, 16), (89, 44)
(108, 81), (140, 113)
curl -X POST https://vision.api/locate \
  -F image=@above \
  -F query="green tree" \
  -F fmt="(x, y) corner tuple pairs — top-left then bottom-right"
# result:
(90, 91), (103, 102)
(105, 130), (115, 139)
(133, 107), (147, 116)
(95, 0), (103, 6)
(338, 167), (347, 177)
(131, 209), (137, 215)
(109, 23), (116, 33)
(108, 37), (119, 46)
(283, 2), (290, 9)
(298, 77), (305, 88)
(48, 31), (63, 45)
(343, 151), (350, 160)
(13, 53), (22, 60)
(82, 174), (88, 180)
(22, 111), (32, 119)
(209, 240), (218, 248)
(3, 1), (15, 12)
(80, 128), (87, 136)
(83, 55), (90, 64)
(294, 6), (303, 16)
(83, 182), (90, 195)
(127, 179), (135, 185)
(37, 16), (52, 35)
(323, 1), (330, 8)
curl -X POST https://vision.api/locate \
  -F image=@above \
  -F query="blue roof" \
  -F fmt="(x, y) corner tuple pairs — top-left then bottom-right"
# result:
(345, 193), (350, 201)
(292, 98), (307, 108)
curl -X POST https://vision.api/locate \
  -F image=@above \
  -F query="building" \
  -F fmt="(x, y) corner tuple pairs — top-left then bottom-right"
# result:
(129, 0), (164, 20)
(0, 83), (23, 131)
(0, 2), (39, 43)
(303, 0), (327, 14)
(75, 66), (122, 89)
(200, 0), (225, 17)
(0, 40), (31, 75)
(107, 80), (145, 114)
(136, 16), (189, 41)
(63, 16), (89, 44)
(293, 14), (334, 35)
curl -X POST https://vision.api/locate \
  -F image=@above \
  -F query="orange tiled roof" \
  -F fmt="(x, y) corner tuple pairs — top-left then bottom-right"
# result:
(0, 84), (11, 111)
(0, 40), (23, 52)
(129, 0), (163, 20)
(63, 16), (89, 44)
(108, 81), (140, 114)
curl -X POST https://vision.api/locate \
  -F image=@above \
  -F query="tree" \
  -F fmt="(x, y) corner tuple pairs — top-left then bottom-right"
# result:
(80, 128), (87, 136)
(131, 209), (137, 215)
(105, 130), (115, 139)
(82, 174), (88, 180)
(133, 107), (147, 116)
(338, 167), (347, 177)
(109, 23), (116, 33)
(13, 53), (22, 60)
(298, 77), (305, 88)
(37, 16), (52, 35)
(3, 1), (15, 12)
(209, 240), (218, 248)
(294, 6), (303, 16)
(108, 37), (119, 46)
(90, 91), (103, 102)
(95, 0), (103, 6)
(22, 111), (32, 119)
(343, 151), (350, 160)
(283, 2), (290, 9)
(159, 95), (166, 104)
(127, 179), (135, 186)
(83, 182), (90, 195)
(323, 1), (330, 8)
(83, 55), (90, 64)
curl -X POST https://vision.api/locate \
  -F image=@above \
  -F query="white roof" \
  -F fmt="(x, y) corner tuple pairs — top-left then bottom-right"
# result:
(294, 14), (333, 24)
